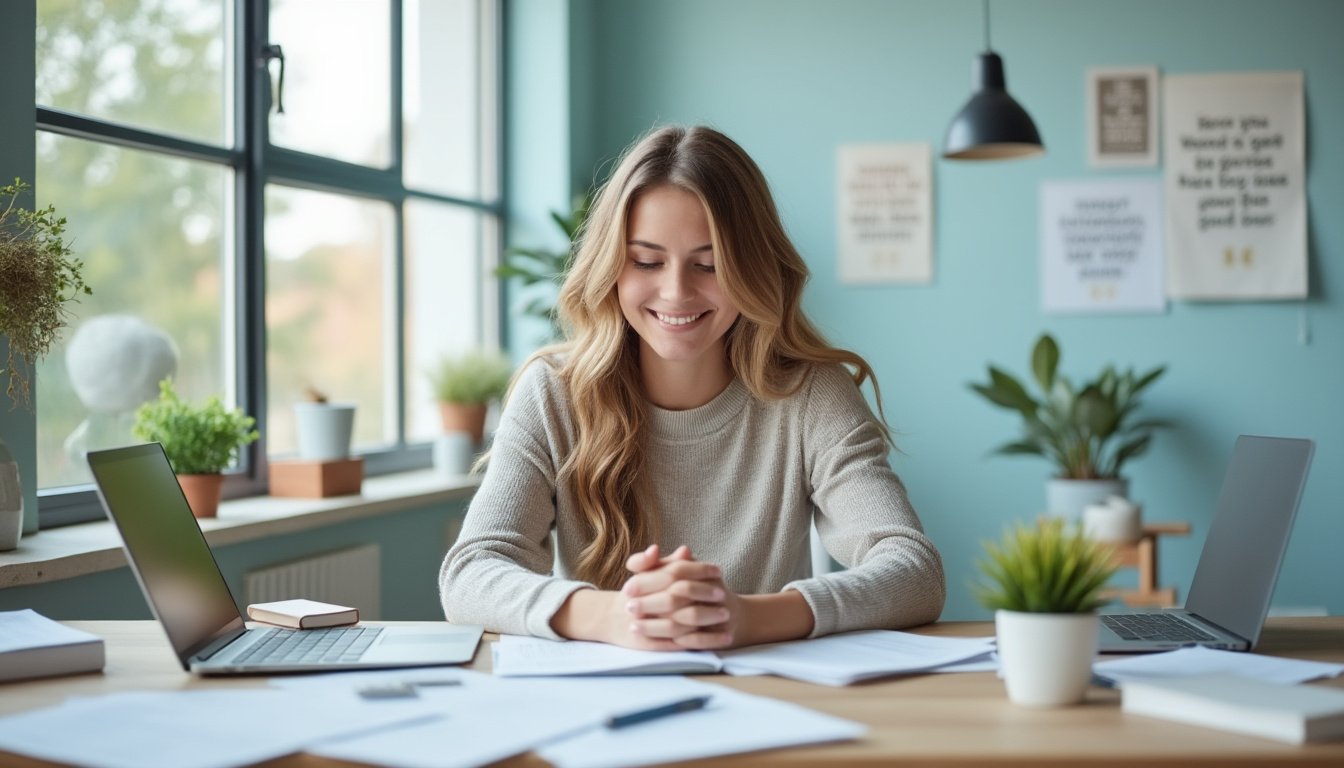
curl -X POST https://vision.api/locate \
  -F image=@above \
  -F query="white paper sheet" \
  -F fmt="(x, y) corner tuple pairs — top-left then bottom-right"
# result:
(492, 634), (721, 676)
(1094, 646), (1344, 686)
(538, 684), (866, 768)
(275, 668), (726, 768)
(0, 689), (432, 768)
(719, 630), (996, 686)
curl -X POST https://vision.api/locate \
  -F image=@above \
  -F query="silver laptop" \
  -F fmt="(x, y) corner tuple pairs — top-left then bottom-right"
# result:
(1098, 435), (1314, 653)
(88, 443), (483, 675)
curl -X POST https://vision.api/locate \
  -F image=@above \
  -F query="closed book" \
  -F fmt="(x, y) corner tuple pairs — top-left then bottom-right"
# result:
(246, 599), (359, 629)
(0, 609), (105, 683)
(1122, 673), (1344, 744)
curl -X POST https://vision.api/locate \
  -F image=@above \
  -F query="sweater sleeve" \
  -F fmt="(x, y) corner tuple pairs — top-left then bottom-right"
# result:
(783, 365), (946, 637)
(438, 361), (593, 639)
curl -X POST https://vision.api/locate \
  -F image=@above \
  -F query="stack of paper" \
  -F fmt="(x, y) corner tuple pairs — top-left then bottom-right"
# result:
(1122, 673), (1344, 744)
(0, 609), (105, 683)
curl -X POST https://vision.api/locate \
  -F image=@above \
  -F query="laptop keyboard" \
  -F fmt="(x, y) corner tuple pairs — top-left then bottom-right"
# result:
(1102, 613), (1216, 642)
(232, 626), (384, 665)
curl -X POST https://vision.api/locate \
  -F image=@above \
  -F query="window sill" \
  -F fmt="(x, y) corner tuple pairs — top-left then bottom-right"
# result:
(0, 471), (479, 589)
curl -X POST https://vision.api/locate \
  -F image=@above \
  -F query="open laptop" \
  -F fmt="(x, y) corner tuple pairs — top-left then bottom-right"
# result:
(1098, 435), (1314, 653)
(87, 442), (483, 675)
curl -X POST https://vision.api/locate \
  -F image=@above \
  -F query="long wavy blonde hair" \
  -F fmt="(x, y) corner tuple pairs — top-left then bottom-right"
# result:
(516, 125), (888, 589)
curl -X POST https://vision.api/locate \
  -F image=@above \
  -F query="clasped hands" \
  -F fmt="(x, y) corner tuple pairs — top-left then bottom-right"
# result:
(617, 544), (739, 651)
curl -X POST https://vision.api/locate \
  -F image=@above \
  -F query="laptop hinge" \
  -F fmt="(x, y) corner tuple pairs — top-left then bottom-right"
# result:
(192, 625), (251, 662)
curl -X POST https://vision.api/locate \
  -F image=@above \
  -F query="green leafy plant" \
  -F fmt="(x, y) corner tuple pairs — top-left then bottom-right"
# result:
(428, 350), (513, 405)
(0, 178), (92, 408)
(132, 378), (259, 475)
(969, 333), (1168, 480)
(495, 193), (590, 340)
(975, 519), (1119, 613)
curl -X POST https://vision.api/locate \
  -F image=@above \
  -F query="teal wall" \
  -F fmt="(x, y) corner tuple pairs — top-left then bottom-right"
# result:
(0, 502), (466, 620)
(515, 0), (1344, 620)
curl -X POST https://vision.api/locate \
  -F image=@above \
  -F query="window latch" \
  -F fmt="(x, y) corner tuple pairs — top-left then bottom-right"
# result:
(258, 44), (286, 114)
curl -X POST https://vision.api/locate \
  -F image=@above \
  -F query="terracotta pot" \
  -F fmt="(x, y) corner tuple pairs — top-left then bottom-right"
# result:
(438, 402), (487, 445)
(176, 473), (225, 519)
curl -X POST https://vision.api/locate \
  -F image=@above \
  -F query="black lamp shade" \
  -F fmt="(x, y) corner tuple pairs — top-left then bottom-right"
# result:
(943, 52), (1045, 160)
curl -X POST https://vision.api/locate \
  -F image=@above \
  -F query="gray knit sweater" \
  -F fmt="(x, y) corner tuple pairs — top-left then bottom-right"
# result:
(438, 358), (945, 640)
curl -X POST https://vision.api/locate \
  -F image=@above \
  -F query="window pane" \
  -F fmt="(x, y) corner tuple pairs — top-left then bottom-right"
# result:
(36, 0), (231, 146)
(34, 134), (232, 490)
(268, 0), (391, 167)
(266, 187), (393, 456)
(404, 200), (488, 441)
(404, 0), (493, 199)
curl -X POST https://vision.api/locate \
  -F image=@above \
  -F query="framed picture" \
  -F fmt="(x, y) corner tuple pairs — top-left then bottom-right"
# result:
(1087, 67), (1159, 168)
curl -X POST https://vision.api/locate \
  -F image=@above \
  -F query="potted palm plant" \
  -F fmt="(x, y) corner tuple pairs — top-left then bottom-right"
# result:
(976, 518), (1118, 707)
(427, 350), (512, 447)
(0, 178), (91, 548)
(132, 378), (259, 518)
(969, 333), (1168, 519)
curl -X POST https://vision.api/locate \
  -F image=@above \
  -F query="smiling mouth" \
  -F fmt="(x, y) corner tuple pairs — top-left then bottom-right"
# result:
(652, 310), (707, 326)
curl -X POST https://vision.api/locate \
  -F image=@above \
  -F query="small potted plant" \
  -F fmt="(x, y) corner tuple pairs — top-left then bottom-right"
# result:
(427, 350), (512, 446)
(968, 333), (1169, 519)
(975, 518), (1118, 707)
(132, 378), (259, 518)
(0, 178), (91, 548)
(293, 385), (355, 461)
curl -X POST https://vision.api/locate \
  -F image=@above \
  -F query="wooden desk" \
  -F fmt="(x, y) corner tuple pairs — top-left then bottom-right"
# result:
(2, 619), (1343, 767)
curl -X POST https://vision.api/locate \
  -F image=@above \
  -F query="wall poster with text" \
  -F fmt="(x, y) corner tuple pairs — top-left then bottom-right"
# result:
(836, 143), (933, 285)
(1040, 178), (1165, 314)
(1088, 67), (1159, 168)
(1163, 71), (1306, 300)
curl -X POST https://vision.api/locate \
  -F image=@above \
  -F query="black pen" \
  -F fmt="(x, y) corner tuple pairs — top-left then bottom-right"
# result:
(605, 695), (712, 729)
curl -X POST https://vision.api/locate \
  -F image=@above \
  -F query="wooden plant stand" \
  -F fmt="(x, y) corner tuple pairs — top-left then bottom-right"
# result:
(1100, 522), (1192, 607)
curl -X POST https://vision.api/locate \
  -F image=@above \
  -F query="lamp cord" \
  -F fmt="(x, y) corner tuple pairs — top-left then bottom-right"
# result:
(983, 0), (991, 51)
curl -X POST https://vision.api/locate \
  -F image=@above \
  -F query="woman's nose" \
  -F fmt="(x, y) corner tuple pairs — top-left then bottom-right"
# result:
(659, 266), (693, 300)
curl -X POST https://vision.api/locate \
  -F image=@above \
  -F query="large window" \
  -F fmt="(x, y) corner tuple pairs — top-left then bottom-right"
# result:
(34, 0), (501, 525)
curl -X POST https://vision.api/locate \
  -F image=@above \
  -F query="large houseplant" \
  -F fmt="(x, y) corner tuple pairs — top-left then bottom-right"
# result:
(428, 350), (512, 446)
(133, 378), (259, 518)
(969, 333), (1168, 518)
(494, 192), (590, 341)
(0, 178), (90, 549)
(976, 519), (1119, 707)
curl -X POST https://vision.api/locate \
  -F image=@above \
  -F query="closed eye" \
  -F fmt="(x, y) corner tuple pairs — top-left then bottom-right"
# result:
(631, 261), (661, 271)
(695, 264), (716, 274)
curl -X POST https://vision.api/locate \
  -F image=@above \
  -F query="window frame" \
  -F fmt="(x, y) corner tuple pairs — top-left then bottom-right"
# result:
(35, 0), (504, 528)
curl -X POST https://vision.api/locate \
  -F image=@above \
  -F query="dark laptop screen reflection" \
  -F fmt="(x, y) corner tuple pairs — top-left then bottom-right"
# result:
(90, 445), (242, 657)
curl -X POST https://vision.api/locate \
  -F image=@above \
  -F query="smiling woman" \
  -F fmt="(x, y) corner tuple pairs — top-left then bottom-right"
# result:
(440, 125), (946, 654)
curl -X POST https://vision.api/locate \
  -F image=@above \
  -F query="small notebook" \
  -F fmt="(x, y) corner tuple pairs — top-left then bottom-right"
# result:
(1121, 673), (1344, 744)
(246, 599), (359, 629)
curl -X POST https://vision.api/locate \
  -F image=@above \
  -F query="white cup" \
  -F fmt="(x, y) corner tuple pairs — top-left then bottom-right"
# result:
(1083, 496), (1142, 543)
(433, 432), (475, 476)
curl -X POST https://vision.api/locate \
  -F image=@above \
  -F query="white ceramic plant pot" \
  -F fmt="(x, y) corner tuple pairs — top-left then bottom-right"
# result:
(294, 402), (356, 460)
(1045, 477), (1128, 522)
(995, 610), (1099, 707)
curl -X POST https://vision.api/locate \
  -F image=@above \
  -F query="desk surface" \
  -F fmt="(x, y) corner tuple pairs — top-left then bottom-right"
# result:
(3, 618), (1343, 767)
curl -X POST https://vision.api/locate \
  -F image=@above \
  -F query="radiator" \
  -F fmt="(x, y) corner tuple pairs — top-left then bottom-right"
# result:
(244, 544), (381, 619)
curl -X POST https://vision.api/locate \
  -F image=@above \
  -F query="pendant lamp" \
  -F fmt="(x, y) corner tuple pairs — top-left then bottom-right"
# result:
(942, 0), (1045, 160)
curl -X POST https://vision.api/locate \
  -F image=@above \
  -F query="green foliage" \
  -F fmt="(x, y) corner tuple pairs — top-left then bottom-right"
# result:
(975, 519), (1119, 614)
(428, 351), (513, 405)
(495, 193), (591, 340)
(133, 378), (259, 475)
(0, 178), (91, 409)
(968, 333), (1169, 480)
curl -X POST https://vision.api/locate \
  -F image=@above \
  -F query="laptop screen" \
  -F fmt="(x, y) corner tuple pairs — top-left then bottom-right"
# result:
(1185, 435), (1314, 646)
(88, 443), (245, 665)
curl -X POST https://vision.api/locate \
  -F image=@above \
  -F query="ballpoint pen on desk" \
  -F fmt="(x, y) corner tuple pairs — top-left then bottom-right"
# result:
(605, 695), (712, 729)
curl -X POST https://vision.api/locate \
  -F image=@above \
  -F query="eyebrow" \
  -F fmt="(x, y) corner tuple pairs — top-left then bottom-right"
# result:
(627, 239), (714, 254)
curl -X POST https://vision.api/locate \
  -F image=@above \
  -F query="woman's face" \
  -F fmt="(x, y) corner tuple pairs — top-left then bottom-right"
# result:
(616, 185), (740, 370)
